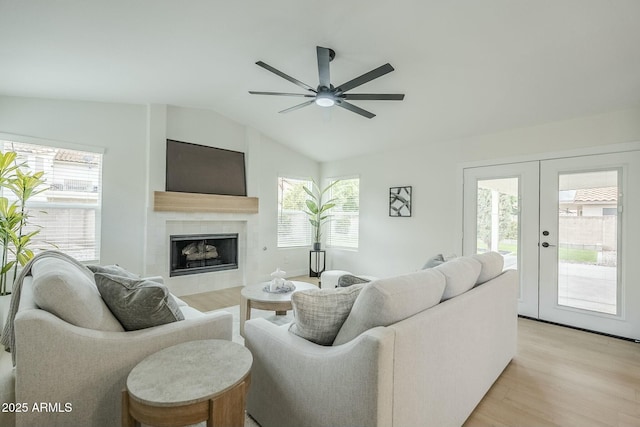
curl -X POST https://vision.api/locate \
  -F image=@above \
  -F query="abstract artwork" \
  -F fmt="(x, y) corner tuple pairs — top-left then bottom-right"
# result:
(389, 186), (412, 217)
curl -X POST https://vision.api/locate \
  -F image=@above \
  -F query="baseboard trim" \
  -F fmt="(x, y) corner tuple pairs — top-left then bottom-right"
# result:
(518, 315), (639, 343)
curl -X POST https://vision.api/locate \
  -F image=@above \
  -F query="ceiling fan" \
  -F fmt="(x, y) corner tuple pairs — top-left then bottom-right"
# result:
(249, 46), (404, 119)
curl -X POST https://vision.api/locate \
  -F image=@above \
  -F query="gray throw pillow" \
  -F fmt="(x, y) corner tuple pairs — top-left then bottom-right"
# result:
(88, 264), (139, 278)
(289, 284), (365, 346)
(94, 273), (184, 331)
(337, 274), (371, 287)
(422, 253), (445, 269)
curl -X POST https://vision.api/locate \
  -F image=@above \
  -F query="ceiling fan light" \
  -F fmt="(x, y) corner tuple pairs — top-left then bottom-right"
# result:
(315, 94), (335, 107)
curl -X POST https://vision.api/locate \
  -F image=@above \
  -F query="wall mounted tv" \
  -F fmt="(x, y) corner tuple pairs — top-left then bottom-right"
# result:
(166, 139), (247, 196)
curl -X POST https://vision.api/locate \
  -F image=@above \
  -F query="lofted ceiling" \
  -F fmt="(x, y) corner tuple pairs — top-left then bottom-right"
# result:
(1, 1), (640, 162)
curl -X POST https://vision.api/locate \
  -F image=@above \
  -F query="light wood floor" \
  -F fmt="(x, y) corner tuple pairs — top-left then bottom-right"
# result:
(179, 275), (319, 312)
(181, 282), (640, 427)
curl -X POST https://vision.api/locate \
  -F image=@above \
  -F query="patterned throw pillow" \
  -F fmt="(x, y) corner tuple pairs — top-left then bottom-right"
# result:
(337, 274), (371, 287)
(289, 284), (366, 345)
(94, 273), (184, 331)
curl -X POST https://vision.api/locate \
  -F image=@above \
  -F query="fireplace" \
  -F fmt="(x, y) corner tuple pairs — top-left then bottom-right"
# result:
(170, 233), (238, 277)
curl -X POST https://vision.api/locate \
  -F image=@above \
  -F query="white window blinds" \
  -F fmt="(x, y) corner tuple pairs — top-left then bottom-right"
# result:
(328, 178), (360, 249)
(0, 140), (102, 262)
(277, 177), (312, 248)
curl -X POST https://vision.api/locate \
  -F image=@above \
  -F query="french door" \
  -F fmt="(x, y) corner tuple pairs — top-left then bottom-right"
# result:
(463, 151), (640, 339)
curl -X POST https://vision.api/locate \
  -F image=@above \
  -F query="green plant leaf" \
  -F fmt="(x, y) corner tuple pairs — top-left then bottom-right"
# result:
(1, 261), (15, 275)
(305, 199), (319, 214)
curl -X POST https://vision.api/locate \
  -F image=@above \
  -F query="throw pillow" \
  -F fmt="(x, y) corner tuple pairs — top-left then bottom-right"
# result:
(87, 264), (139, 278)
(434, 256), (482, 301)
(289, 284), (365, 346)
(337, 274), (371, 287)
(94, 273), (184, 331)
(422, 253), (445, 269)
(31, 257), (124, 332)
(333, 269), (446, 346)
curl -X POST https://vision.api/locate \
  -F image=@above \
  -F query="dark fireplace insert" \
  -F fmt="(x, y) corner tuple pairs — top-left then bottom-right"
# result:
(170, 233), (238, 277)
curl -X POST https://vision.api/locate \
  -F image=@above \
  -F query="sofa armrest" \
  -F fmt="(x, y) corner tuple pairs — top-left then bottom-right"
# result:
(245, 318), (395, 427)
(14, 308), (232, 427)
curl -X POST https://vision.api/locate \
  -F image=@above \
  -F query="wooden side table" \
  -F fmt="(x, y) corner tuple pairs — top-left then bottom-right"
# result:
(122, 339), (252, 427)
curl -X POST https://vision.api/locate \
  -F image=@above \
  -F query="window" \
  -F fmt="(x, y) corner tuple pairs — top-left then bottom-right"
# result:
(328, 177), (359, 249)
(0, 140), (102, 262)
(277, 177), (312, 248)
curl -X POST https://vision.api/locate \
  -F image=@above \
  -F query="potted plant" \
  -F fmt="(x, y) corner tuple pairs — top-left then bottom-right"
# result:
(303, 179), (339, 250)
(0, 150), (46, 295)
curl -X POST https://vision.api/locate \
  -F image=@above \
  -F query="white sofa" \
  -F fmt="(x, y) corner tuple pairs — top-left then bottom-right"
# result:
(245, 253), (517, 427)
(0, 254), (232, 427)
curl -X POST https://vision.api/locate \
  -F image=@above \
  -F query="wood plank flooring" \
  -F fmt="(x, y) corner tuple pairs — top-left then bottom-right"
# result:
(182, 280), (640, 426)
(464, 318), (640, 427)
(179, 275), (319, 312)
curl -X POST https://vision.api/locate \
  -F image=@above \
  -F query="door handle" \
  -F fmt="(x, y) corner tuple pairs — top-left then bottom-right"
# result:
(541, 242), (556, 248)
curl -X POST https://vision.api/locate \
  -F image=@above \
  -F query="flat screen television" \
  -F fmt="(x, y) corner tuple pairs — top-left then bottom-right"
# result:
(166, 139), (247, 196)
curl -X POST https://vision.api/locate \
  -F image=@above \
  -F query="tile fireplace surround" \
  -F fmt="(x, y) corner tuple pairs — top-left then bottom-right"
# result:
(144, 210), (259, 296)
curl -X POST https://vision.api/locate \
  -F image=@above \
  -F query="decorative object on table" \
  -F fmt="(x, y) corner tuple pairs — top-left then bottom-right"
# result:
(309, 249), (326, 278)
(264, 267), (296, 293)
(389, 185), (412, 217)
(0, 150), (47, 295)
(303, 179), (340, 250)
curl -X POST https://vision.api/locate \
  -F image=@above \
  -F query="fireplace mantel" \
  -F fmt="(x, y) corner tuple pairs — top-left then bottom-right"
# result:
(154, 191), (259, 214)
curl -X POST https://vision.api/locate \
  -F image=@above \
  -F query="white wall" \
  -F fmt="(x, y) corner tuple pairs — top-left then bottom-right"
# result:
(0, 96), (148, 272)
(249, 131), (320, 278)
(322, 107), (640, 278)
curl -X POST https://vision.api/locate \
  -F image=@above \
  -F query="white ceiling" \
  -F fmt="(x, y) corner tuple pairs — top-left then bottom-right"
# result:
(1, 1), (640, 162)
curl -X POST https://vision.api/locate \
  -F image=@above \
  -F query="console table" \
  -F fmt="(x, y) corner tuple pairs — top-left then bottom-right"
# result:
(122, 339), (252, 427)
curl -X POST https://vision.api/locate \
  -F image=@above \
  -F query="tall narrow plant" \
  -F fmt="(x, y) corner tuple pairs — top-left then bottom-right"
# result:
(303, 179), (340, 248)
(7, 169), (47, 283)
(0, 150), (46, 294)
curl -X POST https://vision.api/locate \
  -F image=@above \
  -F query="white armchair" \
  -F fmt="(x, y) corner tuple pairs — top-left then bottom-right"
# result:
(9, 270), (232, 427)
(0, 252), (233, 427)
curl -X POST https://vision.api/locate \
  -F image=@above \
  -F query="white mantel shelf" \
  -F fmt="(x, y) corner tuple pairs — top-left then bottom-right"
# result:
(154, 191), (259, 214)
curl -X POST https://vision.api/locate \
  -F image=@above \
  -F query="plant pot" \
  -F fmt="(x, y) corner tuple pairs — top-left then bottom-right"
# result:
(313, 242), (321, 251)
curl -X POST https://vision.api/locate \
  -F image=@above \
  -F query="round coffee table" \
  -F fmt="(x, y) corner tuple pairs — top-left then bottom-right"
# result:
(122, 339), (252, 427)
(240, 281), (317, 336)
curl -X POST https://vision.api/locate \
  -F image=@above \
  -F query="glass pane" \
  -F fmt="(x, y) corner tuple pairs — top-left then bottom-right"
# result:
(557, 170), (618, 314)
(476, 178), (519, 271)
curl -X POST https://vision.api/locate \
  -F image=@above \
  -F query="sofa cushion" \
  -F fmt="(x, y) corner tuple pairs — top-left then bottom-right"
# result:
(337, 274), (371, 287)
(94, 273), (184, 331)
(434, 256), (482, 301)
(333, 269), (446, 346)
(289, 285), (365, 345)
(31, 258), (124, 332)
(472, 251), (505, 284)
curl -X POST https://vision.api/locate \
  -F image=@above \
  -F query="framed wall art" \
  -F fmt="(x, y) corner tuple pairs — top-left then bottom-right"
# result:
(389, 186), (412, 217)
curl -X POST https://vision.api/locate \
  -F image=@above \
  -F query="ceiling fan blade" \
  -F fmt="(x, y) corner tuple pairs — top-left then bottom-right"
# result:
(249, 91), (315, 98)
(256, 61), (316, 93)
(342, 93), (405, 101)
(279, 100), (316, 114)
(317, 46), (331, 88)
(336, 100), (375, 119)
(336, 63), (395, 93)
